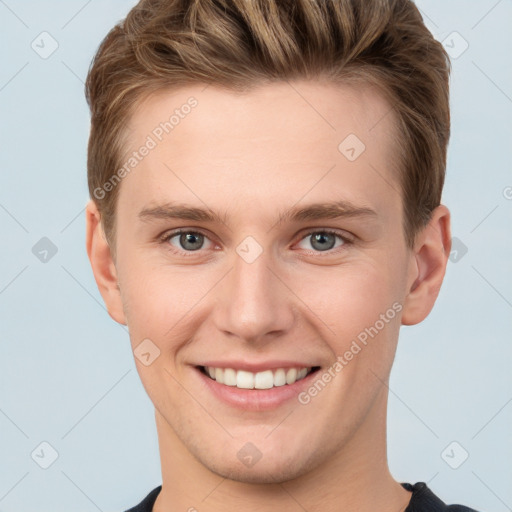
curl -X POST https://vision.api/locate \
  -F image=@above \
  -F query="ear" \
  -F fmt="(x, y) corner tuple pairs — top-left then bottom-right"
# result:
(401, 205), (451, 326)
(85, 200), (127, 325)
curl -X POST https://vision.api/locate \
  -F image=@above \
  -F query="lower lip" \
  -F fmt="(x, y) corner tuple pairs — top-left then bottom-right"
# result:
(194, 367), (320, 411)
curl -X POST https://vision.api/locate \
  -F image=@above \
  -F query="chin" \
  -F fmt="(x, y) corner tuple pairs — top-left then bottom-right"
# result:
(210, 465), (302, 485)
(200, 451), (317, 485)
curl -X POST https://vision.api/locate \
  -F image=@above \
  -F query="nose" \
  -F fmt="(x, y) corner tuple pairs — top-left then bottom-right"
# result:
(212, 245), (295, 345)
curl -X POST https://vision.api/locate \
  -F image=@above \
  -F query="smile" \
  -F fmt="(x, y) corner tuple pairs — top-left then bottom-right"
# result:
(199, 365), (319, 389)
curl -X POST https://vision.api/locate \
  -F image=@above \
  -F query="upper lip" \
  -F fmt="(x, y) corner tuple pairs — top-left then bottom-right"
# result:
(195, 360), (320, 372)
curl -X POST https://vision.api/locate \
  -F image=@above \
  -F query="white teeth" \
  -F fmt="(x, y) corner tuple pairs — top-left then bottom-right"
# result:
(223, 368), (237, 386)
(203, 366), (312, 389)
(286, 368), (297, 384)
(297, 368), (308, 380)
(215, 367), (224, 384)
(273, 368), (286, 387)
(236, 370), (255, 389)
(254, 370), (274, 389)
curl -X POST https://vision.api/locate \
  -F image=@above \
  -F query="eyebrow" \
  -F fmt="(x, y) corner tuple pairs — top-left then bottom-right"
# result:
(138, 203), (229, 225)
(276, 200), (377, 225)
(137, 200), (378, 228)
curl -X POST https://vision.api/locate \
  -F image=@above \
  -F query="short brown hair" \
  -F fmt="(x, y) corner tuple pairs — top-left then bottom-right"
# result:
(86, 0), (451, 253)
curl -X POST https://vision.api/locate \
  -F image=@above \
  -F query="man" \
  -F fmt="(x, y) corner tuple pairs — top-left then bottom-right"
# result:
(85, 0), (479, 510)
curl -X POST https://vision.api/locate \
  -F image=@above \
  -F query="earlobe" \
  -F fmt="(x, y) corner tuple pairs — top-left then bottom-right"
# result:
(401, 205), (451, 326)
(85, 200), (127, 325)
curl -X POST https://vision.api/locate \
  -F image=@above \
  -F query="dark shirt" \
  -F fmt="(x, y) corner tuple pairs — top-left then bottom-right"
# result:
(124, 481), (480, 511)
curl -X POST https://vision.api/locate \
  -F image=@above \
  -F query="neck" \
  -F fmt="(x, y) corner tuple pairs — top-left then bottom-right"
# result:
(152, 391), (412, 512)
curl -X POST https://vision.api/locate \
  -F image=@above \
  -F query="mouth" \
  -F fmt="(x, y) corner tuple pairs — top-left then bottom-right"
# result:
(197, 365), (321, 390)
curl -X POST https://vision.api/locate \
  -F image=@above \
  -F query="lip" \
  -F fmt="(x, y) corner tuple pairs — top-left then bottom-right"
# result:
(193, 365), (321, 411)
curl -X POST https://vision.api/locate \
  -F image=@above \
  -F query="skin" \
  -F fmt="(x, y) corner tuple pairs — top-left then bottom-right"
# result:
(86, 80), (451, 512)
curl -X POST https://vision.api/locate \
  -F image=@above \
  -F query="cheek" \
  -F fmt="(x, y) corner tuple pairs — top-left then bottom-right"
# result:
(295, 263), (401, 333)
(118, 261), (219, 359)
(292, 260), (405, 385)
(118, 259), (189, 318)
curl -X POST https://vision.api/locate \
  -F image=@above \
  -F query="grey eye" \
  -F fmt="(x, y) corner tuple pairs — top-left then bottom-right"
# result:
(170, 232), (206, 251)
(297, 232), (345, 252)
(310, 233), (336, 251)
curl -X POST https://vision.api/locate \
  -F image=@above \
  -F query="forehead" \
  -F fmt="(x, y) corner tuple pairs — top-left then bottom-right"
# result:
(118, 80), (401, 221)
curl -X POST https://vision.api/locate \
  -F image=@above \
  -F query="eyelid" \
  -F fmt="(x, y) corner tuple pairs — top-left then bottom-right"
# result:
(297, 227), (354, 244)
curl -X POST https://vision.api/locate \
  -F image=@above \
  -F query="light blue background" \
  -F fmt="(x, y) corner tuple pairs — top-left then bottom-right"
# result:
(1, 1), (511, 511)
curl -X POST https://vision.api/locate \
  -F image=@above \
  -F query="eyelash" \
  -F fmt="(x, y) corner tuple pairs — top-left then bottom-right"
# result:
(158, 228), (353, 257)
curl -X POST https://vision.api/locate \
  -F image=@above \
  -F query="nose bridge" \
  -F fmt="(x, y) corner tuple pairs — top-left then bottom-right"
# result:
(214, 241), (294, 341)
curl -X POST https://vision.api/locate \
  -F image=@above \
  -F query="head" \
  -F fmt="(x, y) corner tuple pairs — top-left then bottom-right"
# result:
(85, 0), (451, 484)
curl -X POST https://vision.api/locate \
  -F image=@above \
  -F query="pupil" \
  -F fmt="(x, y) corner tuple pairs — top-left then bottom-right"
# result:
(312, 233), (335, 251)
(181, 232), (203, 251)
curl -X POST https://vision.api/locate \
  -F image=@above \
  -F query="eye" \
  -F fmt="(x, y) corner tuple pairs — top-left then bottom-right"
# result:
(159, 228), (351, 256)
(296, 230), (348, 252)
(162, 230), (215, 253)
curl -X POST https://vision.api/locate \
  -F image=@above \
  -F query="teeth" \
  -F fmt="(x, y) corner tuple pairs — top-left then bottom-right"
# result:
(236, 370), (255, 389)
(286, 368), (297, 384)
(274, 368), (286, 387)
(297, 368), (308, 380)
(203, 366), (312, 389)
(254, 370), (273, 389)
(215, 367), (224, 384)
(223, 368), (237, 386)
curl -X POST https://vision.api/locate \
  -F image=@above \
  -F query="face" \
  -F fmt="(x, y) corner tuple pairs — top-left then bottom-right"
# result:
(98, 80), (418, 483)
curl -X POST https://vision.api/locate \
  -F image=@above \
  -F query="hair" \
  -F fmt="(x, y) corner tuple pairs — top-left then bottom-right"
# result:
(86, 0), (451, 254)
